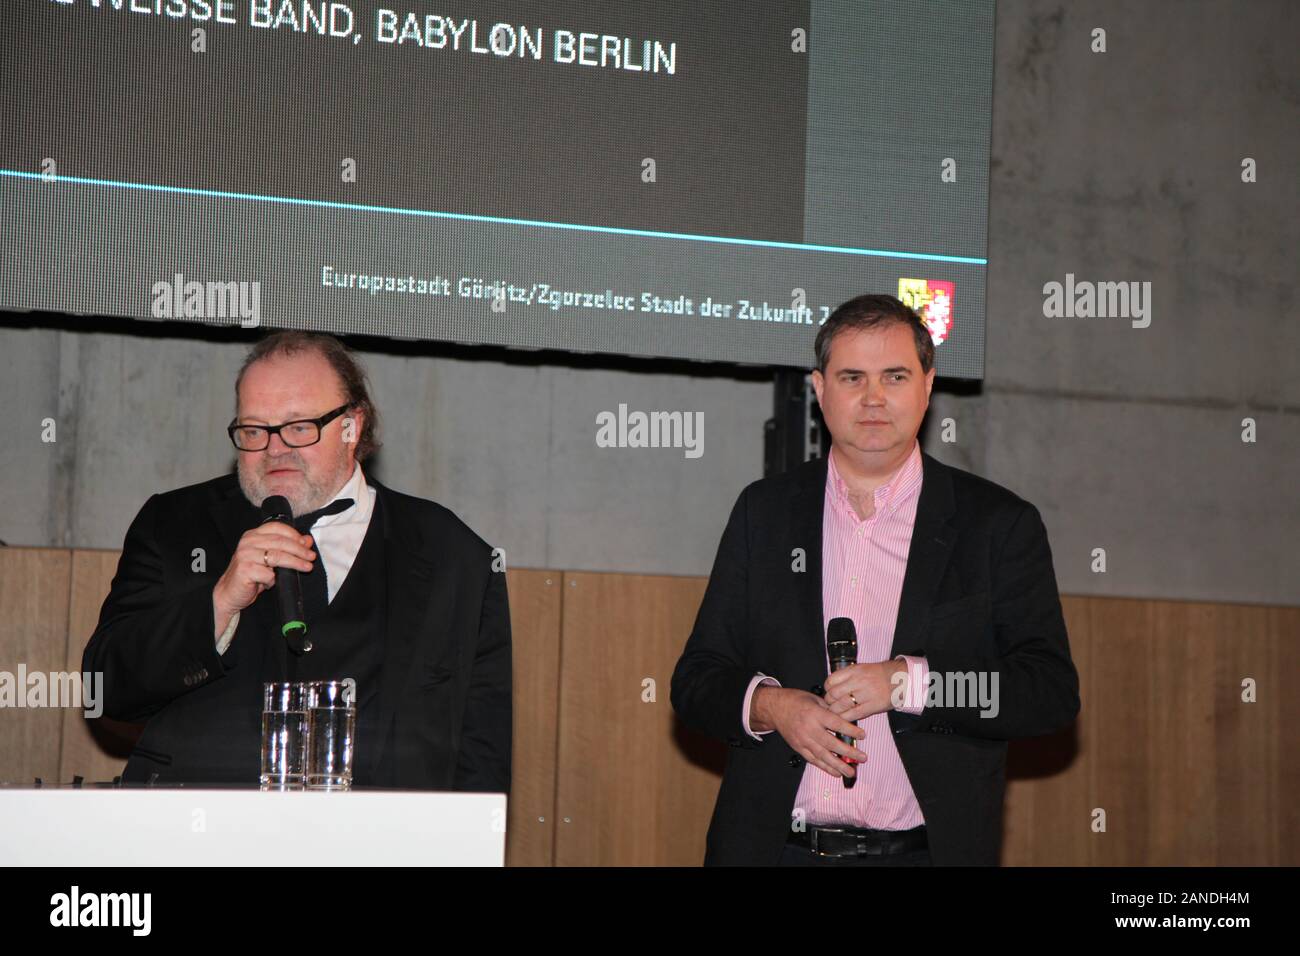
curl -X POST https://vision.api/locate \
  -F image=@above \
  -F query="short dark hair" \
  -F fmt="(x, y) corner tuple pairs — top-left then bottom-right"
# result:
(814, 294), (935, 374)
(235, 331), (382, 462)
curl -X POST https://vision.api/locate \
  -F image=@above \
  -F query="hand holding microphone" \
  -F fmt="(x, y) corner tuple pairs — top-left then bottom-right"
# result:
(823, 619), (913, 787)
(746, 617), (876, 781)
(749, 686), (865, 781)
(211, 496), (317, 649)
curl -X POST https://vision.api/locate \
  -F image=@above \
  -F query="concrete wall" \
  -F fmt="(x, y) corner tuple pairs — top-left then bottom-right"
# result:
(1, 0), (1295, 606)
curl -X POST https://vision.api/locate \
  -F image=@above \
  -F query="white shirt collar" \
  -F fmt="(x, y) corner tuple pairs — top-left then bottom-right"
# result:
(313, 461), (373, 529)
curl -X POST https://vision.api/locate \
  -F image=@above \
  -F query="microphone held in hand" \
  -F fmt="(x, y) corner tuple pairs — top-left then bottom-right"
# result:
(826, 616), (858, 789)
(260, 495), (311, 655)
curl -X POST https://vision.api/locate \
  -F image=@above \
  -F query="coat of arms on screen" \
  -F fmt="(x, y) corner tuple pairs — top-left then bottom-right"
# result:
(898, 279), (955, 345)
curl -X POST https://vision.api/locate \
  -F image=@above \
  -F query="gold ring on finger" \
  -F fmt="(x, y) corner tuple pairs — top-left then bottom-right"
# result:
(263, 549), (271, 567)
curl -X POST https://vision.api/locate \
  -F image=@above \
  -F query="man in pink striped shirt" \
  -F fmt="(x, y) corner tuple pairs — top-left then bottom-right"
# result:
(672, 294), (1079, 865)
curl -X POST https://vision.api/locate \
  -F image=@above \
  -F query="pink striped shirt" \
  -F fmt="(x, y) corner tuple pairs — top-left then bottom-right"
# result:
(742, 440), (929, 829)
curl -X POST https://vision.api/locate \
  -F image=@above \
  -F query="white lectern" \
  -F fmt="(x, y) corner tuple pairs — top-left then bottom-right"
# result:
(0, 789), (506, 866)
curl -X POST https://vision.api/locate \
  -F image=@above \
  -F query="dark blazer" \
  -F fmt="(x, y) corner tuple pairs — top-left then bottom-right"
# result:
(83, 472), (511, 793)
(670, 451), (1079, 865)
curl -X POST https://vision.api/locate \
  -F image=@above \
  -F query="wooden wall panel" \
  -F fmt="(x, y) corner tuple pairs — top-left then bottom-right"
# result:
(503, 568), (562, 867)
(1005, 596), (1299, 866)
(1145, 600), (1220, 865)
(1087, 597), (1157, 864)
(1002, 595), (1091, 865)
(1271, 606), (1300, 865)
(552, 572), (722, 866)
(59, 549), (140, 783)
(0, 548), (72, 785)
(1, 547), (1295, 866)
(1214, 603), (1296, 865)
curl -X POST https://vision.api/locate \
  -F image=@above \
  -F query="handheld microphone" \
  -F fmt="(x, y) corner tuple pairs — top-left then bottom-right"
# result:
(826, 617), (859, 789)
(260, 495), (311, 655)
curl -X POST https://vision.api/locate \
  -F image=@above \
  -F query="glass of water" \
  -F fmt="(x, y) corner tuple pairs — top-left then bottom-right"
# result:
(305, 680), (356, 791)
(261, 682), (310, 790)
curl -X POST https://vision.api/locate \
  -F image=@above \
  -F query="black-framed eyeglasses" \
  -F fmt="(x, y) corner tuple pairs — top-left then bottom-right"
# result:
(227, 403), (353, 451)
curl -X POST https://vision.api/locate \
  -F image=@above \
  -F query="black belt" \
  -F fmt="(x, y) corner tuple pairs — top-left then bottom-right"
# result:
(788, 824), (928, 858)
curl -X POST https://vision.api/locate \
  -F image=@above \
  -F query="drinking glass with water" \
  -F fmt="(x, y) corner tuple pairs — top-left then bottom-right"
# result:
(260, 682), (310, 790)
(305, 679), (356, 791)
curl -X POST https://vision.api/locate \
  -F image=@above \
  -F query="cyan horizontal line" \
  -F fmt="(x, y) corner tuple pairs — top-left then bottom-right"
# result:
(0, 169), (989, 266)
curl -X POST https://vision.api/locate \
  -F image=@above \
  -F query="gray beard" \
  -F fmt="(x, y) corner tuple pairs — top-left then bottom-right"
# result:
(237, 452), (352, 519)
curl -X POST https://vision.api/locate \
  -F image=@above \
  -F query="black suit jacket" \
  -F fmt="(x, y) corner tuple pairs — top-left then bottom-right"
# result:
(670, 451), (1079, 865)
(83, 472), (511, 793)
